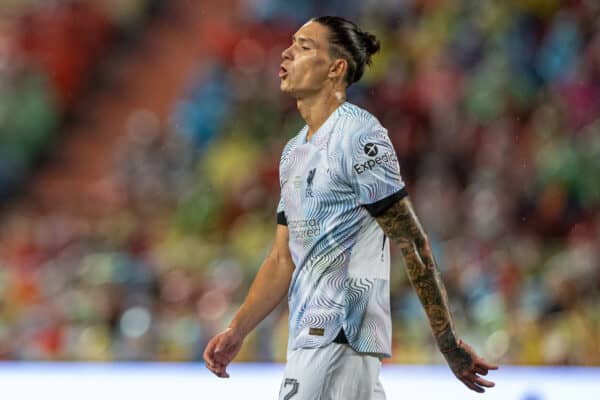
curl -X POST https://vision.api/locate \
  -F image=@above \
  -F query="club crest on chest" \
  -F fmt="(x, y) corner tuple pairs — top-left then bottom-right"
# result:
(292, 168), (317, 198)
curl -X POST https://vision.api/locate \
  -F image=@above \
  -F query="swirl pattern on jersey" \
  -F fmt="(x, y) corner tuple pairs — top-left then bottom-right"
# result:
(279, 102), (405, 358)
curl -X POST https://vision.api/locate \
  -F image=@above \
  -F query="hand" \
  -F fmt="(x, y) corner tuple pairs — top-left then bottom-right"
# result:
(442, 339), (498, 393)
(203, 327), (244, 378)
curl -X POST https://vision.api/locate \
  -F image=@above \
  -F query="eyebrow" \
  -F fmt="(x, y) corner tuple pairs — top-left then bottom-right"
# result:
(292, 35), (316, 45)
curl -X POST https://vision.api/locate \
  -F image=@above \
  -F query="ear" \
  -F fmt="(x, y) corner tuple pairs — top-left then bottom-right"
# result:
(328, 58), (347, 81)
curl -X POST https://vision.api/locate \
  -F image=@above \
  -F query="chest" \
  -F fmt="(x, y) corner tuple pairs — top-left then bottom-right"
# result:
(280, 143), (353, 216)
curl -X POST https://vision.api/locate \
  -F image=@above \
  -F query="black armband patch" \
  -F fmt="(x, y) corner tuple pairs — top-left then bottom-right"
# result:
(277, 211), (288, 226)
(364, 187), (408, 217)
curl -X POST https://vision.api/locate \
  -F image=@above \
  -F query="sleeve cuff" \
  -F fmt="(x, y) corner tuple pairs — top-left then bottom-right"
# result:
(277, 211), (288, 226)
(363, 187), (408, 217)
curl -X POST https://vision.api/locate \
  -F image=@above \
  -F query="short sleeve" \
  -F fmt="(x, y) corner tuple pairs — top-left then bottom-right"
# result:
(276, 135), (298, 226)
(344, 124), (407, 217)
(277, 196), (287, 225)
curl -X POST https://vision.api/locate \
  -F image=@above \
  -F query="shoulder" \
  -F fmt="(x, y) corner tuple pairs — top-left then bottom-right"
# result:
(338, 102), (379, 124)
(333, 103), (386, 148)
(280, 126), (305, 162)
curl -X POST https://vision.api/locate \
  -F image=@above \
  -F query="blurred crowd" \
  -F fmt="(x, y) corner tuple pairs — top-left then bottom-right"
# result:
(1, 0), (599, 365)
(0, 0), (161, 199)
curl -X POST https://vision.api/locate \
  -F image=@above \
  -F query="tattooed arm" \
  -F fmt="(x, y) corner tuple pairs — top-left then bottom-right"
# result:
(375, 196), (498, 393)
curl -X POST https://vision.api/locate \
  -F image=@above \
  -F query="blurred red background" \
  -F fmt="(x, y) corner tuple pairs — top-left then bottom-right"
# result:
(0, 0), (598, 365)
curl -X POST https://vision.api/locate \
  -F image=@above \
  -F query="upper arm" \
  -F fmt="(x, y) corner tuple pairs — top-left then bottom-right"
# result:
(270, 224), (295, 273)
(374, 196), (428, 248)
(341, 118), (406, 209)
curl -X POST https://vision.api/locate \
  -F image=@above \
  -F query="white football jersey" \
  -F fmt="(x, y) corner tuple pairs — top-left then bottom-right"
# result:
(277, 102), (406, 357)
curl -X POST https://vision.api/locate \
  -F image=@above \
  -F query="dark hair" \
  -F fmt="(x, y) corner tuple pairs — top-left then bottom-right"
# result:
(311, 16), (381, 86)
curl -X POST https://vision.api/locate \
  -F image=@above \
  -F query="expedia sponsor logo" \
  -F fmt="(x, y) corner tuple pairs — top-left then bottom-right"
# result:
(353, 152), (397, 174)
(364, 143), (378, 156)
(288, 219), (320, 239)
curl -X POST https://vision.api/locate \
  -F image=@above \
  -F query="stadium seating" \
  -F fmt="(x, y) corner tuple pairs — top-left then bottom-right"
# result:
(0, 0), (598, 365)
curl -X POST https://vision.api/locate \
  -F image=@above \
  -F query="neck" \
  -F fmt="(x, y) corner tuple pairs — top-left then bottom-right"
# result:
(297, 89), (346, 141)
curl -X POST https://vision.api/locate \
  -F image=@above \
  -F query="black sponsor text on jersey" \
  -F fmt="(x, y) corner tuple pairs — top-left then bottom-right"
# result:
(353, 152), (397, 174)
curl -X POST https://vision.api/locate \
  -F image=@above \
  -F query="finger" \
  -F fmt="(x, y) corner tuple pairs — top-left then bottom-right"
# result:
(206, 364), (219, 376)
(214, 355), (227, 366)
(208, 351), (228, 369)
(208, 362), (229, 378)
(214, 341), (229, 355)
(203, 339), (218, 363)
(215, 341), (225, 354)
(474, 365), (488, 375)
(211, 362), (229, 378)
(463, 371), (495, 389)
(205, 361), (221, 374)
(464, 371), (493, 386)
(474, 376), (495, 388)
(217, 369), (230, 378)
(216, 340), (240, 365)
(475, 358), (499, 370)
(214, 345), (231, 365)
(460, 377), (484, 393)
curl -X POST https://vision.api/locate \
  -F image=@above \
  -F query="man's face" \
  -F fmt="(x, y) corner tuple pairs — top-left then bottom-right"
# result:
(279, 21), (335, 97)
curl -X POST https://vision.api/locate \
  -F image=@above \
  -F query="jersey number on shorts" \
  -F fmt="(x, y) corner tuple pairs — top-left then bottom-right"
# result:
(283, 378), (299, 400)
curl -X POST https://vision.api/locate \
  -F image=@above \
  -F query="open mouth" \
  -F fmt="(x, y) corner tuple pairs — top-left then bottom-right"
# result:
(279, 65), (288, 78)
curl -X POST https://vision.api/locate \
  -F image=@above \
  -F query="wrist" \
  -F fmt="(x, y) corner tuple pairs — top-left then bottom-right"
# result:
(227, 321), (248, 340)
(437, 330), (460, 354)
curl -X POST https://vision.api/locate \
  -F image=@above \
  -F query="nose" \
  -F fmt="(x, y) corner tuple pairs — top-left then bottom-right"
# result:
(281, 45), (293, 61)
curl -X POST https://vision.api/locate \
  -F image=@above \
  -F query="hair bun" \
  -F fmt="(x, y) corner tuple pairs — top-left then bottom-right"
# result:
(311, 16), (380, 86)
(358, 31), (380, 66)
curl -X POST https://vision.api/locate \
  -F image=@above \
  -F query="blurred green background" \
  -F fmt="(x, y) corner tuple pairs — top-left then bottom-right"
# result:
(0, 0), (598, 366)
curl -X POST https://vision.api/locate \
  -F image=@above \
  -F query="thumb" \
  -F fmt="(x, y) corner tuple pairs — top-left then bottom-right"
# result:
(215, 338), (228, 353)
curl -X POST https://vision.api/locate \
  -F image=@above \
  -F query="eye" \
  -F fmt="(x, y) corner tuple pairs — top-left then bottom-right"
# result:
(302, 46), (310, 50)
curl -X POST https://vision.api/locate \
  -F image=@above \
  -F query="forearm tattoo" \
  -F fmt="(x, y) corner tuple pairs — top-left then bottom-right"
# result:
(376, 198), (458, 353)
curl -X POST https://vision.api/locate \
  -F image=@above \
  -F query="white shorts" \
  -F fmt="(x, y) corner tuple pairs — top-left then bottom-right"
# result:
(278, 343), (386, 400)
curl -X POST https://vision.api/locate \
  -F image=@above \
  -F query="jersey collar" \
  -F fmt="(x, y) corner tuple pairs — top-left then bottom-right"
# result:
(302, 102), (348, 148)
